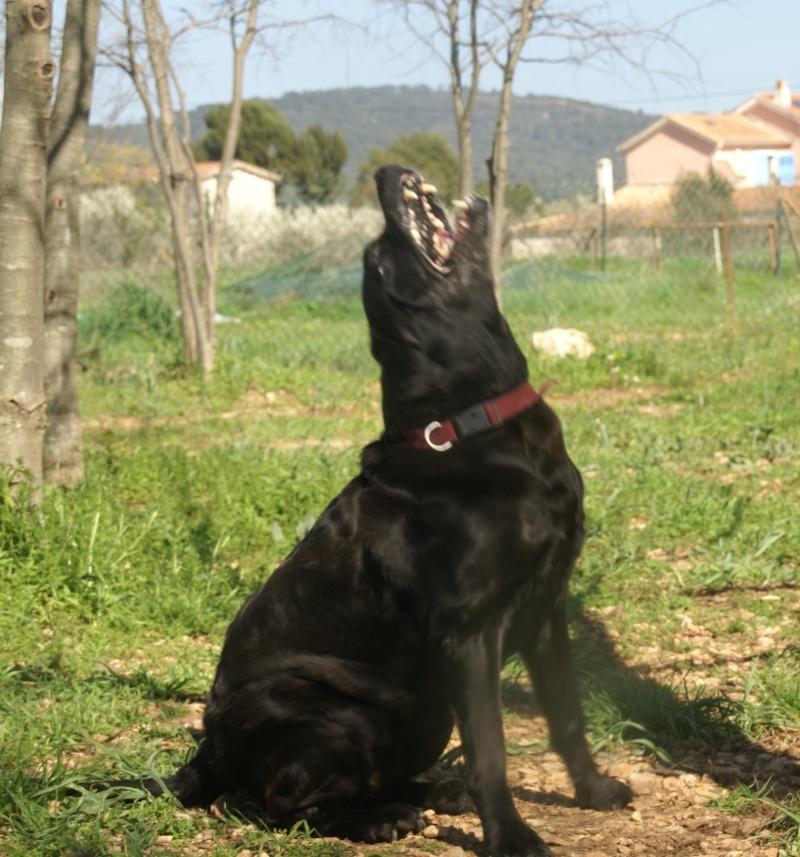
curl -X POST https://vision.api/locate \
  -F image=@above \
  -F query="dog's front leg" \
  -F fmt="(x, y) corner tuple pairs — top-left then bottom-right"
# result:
(444, 631), (552, 857)
(521, 605), (633, 810)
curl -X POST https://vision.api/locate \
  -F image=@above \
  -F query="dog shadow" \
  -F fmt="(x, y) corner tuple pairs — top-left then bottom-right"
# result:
(500, 601), (800, 802)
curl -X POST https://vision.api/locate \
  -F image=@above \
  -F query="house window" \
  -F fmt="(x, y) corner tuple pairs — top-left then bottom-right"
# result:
(757, 154), (796, 186)
(776, 154), (796, 186)
(755, 155), (772, 186)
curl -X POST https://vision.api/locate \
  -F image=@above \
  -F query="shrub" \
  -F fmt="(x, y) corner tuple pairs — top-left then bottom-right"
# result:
(219, 204), (384, 267)
(79, 279), (178, 343)
(81, 185), (170, 270)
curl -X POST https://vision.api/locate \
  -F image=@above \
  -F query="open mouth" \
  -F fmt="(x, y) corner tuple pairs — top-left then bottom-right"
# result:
(400, 172), (469, 274)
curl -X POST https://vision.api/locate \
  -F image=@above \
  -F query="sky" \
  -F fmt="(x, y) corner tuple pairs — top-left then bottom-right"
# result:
(92, 0), (798, 126)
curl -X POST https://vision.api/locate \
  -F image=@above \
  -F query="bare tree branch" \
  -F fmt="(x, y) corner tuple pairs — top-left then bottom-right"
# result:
(380, 0), (732, 297)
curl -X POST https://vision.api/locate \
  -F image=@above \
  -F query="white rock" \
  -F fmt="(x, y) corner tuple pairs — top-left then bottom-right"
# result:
(531, 328), (595, 359)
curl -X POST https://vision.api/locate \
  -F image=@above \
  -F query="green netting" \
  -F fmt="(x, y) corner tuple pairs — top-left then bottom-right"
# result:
(229, 254), (613, 306)
(500, 260), (614, 291)
(230, 247), (364, 303)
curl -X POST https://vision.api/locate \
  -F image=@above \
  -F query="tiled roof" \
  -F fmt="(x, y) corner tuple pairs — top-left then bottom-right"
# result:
(668, 113), (791, 146)
(751, 91), (800, 117)
(195, 160), (281, 182)
(619, 113), (792, 152)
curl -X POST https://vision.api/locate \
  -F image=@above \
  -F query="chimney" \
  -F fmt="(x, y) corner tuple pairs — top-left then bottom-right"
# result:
(775, 78), (792, 108)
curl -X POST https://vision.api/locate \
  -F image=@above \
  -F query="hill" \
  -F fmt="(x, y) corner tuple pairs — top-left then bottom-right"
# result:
(103, 85), (655, 201)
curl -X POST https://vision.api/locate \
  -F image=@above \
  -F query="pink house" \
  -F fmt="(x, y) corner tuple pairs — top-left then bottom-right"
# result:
(617, 80), (797, 191)
(732, 79), (800, 181)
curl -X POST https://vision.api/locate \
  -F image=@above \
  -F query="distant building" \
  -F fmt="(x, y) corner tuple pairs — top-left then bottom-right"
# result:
(732, 79), (800, 181)
(617, 79), (798, 193)
(195, 160), (281, 217)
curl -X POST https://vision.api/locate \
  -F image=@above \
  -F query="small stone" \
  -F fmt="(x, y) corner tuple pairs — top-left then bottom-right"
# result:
(631, 810), (643, 822)
(739, 818), (763, 836)
(422, 825), (440, 839)
(629, 772), (660, 794)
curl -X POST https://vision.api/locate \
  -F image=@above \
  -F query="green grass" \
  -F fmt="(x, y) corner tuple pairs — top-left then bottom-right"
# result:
(1, 255), (799, 853)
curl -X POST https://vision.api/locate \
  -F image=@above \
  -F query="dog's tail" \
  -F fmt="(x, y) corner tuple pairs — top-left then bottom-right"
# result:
(142, 746), (223, 807)
(74, 744), (223, 808)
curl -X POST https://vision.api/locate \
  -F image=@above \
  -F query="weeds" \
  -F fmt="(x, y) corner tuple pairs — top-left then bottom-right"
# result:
(1, 255), (799, 853)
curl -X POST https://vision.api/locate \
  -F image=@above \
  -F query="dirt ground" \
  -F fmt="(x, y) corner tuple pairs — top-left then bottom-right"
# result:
(162, 712), (798, 857)
(151, 582), (800, 857)
(162, 684), (799, 857)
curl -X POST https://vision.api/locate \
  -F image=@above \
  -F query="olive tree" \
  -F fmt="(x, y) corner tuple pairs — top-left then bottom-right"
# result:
(43, 0), (102, 486)
(0, 0), (55, 501)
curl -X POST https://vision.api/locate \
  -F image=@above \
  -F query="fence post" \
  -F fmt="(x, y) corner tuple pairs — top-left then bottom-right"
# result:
(778, 192), (800, 267)
(653, 227), (662, 272)
(712, 227), (723, 274)
(721, 208), (736, 328)
(768, 222), (778, 276)
(600, 200), (607, 272)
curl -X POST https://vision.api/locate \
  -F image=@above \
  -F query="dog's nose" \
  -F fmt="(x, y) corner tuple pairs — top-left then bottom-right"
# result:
(374, 164), (413, 194)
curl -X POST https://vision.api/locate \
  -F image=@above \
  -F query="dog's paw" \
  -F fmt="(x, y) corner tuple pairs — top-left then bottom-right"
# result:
(575, 773), (633, 810)
(358, 803), (426, 842)
(287, 802), (425, 843)
(486, 822), (552, 857)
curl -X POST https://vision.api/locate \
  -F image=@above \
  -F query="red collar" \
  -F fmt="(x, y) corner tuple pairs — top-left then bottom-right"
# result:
(402, 381), (541, 451)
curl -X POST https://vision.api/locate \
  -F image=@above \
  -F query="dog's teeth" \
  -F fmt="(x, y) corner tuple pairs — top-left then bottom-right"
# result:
(421, 182), (437, 194)
(403, 188), (419, 201)
(433, 232), (452, 258)
(434, 231), (454, 259)
(452, 199), (468, 211)
(430, 215), (445, 230)
(410, 225), (423, 245)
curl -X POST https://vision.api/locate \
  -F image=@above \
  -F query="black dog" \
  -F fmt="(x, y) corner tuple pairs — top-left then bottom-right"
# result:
(133, 165), (632, 856)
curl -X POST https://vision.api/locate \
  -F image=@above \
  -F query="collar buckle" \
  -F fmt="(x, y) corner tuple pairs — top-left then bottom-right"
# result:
(423, 420), (453, 452)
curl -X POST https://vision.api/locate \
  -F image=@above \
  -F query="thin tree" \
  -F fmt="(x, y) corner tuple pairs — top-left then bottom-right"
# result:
(0, 0), (55, 502)
(108, 1), (333, 377)
(387, 0), (730, 299)
(43, 0), (102, 486)
(109, 0), (256, 375)
(484, 0), (539, 295)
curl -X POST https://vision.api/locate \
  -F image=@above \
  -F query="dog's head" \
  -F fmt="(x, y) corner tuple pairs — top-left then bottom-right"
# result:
(363, 165), (527, 434)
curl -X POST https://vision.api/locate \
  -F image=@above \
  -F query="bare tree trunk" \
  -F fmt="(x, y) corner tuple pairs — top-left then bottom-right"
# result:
(0, 0), (54, 502)
(487, 0), (539, 301)
(198, 0), (259, 335)
(137, 0), (213, 374)
(117, 0), (260, 378)
(446, 0), (480, 196)
(43, 0), (101, 486)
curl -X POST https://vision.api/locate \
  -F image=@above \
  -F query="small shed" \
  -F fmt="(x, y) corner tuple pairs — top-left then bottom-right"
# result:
(195, 160), (281, 217)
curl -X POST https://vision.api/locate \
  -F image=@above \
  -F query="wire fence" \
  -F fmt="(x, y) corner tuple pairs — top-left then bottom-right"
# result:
(509, 184), (800, 279)
(80, 180), (800, 338)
